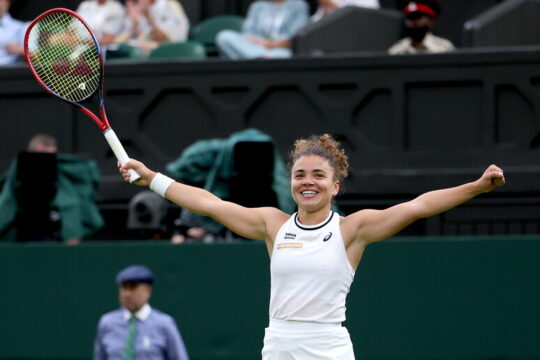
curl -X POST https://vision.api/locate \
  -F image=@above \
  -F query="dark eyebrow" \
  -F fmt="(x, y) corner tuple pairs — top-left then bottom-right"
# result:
(293, 169), (327, 175)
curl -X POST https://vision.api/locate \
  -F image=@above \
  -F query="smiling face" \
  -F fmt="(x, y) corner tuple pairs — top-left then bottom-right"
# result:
(291, 155), (340, 214)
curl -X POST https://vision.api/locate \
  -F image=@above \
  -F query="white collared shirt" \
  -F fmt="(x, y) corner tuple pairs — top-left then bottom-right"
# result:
(95, 304), (190, 359)
(0, 13), (28, 65)
(125, 0), (189, 43)
(388, 32), (455, 55)
(76, 0), (126, 40)
(122, 303), (152, 321)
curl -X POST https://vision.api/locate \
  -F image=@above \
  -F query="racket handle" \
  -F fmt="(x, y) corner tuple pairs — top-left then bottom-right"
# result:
(103, 128), (140, 183)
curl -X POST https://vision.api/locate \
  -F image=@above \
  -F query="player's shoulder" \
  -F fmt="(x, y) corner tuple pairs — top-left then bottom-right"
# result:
(340, 208), (378, 228)
(260, 207), (291, 226)
(256, 207), (291, 242)
(260, 206), (290, 217)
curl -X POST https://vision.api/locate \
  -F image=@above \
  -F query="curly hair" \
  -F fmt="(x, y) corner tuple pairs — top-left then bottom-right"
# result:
(289, 134), (349, 183)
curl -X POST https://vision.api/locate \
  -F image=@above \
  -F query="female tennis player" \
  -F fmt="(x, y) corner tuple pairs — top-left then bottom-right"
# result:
(119, 134), (505, 359)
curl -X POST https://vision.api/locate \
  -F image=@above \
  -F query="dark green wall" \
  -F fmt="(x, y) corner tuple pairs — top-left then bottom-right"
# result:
(1, 237), (539, 360)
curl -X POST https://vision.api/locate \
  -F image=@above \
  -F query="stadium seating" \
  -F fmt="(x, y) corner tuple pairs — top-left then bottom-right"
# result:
(293, 6), (402, 55)
(189, 15), (245, 56)
(148, 41), (207, 60)
(105, 43), (144, 61)
(463, 0), (540, 47)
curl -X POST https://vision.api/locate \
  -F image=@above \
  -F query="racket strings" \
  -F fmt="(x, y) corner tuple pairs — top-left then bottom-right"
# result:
(27, 11), (101, 102)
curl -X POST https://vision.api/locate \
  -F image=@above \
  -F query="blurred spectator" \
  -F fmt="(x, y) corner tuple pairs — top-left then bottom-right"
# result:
(311, 0), (380, 22)
(117, 0), (189, 56)
(76, 0), (127, 47)
(388, 0), (454, 55)
(216, 0), (309, 59)
(170, 209), (221, 244)
(27, 133), (57, 153)
(94, 265), (190, 360)
(0, 134), (104, 245)
(0, 0), (27, 65)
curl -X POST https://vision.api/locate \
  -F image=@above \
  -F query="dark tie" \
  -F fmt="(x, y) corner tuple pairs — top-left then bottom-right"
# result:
(122, 316), (138, 360)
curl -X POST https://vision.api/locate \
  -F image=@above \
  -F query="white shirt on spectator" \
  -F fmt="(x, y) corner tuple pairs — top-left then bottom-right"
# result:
(0, 13), (27, 65)
(312, 0), (380, 22)
(76, 0), (126, 41)
(127, 0), (189, 43)
(388, 32), (454, 55)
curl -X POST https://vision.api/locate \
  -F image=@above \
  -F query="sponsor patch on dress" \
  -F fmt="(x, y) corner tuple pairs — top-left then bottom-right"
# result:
(277, 242), (303, 249)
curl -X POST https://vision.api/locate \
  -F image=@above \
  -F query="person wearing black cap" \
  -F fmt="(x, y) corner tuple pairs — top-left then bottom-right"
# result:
(388, 0), (454, 54)
(93, 265), (189, 360)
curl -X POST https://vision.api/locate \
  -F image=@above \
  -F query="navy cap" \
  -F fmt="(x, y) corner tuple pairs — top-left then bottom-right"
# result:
(116, 265), (154, 285)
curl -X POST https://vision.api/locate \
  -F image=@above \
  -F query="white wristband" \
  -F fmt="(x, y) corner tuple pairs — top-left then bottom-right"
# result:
(150, 173), (174, 198)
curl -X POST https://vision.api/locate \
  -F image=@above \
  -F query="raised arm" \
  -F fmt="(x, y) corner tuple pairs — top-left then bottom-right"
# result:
(347, 165), (505, 245)
(119, 159), (285, 241)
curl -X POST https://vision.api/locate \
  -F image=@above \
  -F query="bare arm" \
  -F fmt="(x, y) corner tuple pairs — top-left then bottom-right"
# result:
(347, 165), (505, 245)
(265, 39), (292, 49)
(4, 43), (24, 55)
(99, 33), (117, 46)
(119, 159), (284, 241)
(245, 35), (292, 49)
(318, 0), (340, 11)
(125, 0), (142, 37)
(145, 14), (169, 43)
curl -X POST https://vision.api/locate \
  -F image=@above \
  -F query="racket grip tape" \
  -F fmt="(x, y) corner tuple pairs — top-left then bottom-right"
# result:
(103, 128), (140, 183)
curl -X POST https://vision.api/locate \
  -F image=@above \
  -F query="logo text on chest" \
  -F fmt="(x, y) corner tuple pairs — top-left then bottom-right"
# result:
(284, 232), (296, 240)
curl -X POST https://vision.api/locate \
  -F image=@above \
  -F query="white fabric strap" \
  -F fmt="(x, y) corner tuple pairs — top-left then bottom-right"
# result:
(150, 173), (174, 198)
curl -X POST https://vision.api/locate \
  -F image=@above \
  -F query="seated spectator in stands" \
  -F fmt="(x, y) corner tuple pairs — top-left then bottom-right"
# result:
(27, 133), (58, 153)
(311, 0), (380, 22)
(216, 0), (309, 59)
(388, 0), (454, 55)
(76, 0), (126, 47)
(171, 210), (220, 244)
(0, 0), (27, 65)
(0, 134), (104, 245)
(117, 0), (189, 56)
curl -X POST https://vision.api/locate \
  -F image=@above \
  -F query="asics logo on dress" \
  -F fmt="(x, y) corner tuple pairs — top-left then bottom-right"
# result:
(323, 232), (332, 241)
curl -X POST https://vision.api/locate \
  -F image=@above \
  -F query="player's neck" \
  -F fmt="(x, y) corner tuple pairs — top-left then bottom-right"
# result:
(297, 207), (332, 226)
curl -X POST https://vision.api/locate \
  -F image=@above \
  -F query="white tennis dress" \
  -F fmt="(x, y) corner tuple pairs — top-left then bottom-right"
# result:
(263, 211), (356, 359)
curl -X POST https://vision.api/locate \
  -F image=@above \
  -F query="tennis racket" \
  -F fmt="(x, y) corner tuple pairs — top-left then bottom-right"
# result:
(23, 8), (140, 183)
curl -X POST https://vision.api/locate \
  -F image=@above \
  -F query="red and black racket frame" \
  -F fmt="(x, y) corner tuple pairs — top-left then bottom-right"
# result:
(24, 7), (111, 132)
